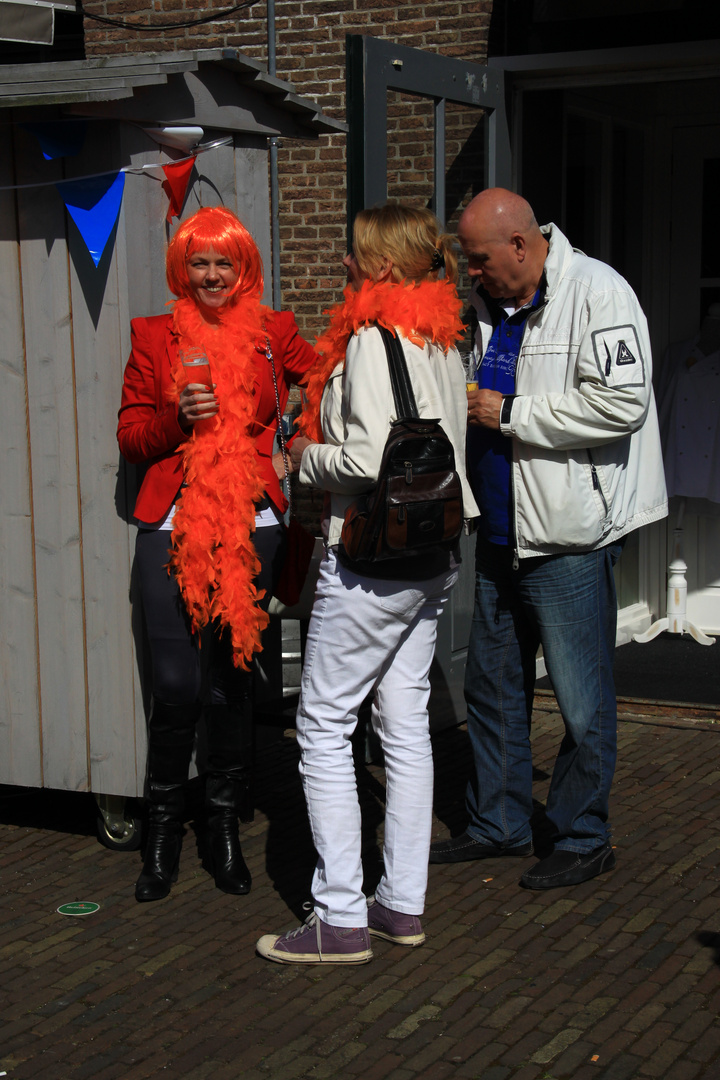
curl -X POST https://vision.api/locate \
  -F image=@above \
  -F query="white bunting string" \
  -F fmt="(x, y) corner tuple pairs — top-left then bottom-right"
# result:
(0, 136), (233, 192)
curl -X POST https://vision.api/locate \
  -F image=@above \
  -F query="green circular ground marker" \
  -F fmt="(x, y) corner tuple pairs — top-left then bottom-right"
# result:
(57, 902), (100, 916)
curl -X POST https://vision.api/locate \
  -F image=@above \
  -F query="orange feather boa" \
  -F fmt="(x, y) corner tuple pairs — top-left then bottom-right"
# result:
(168, 295), (271, 670)
(298, 277), (465, 443)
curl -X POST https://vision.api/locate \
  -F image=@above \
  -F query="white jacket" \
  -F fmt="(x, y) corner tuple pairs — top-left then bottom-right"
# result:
(470, 224), (668, 558)
(300, 325), (479, 548)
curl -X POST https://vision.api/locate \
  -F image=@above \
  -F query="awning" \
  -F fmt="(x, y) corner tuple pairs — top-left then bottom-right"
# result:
(0, 47), (348, 138)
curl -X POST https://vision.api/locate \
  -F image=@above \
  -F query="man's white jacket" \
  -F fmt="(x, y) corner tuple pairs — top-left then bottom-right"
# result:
(470, 223), (668, 558)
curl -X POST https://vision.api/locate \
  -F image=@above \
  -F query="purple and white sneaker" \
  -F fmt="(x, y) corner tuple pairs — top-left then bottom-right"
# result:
(367, 898), (425, 947)
(256, 910), (373, 965)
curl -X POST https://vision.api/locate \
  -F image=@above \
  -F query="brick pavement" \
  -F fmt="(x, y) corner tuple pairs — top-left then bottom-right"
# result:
(1, 699), (719, 1080)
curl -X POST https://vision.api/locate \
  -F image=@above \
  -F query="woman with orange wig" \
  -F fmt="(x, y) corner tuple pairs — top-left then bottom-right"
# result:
(118, 206), (316, 902)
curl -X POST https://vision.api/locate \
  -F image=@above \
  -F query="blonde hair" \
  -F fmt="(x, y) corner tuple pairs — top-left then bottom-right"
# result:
(352, 203), (458, 284)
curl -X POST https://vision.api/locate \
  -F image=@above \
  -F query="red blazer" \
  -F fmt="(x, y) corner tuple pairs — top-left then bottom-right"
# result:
(117, 310), (317, 524)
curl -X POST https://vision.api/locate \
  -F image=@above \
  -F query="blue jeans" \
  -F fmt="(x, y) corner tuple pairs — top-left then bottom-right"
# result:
(464, 538), (623, 854)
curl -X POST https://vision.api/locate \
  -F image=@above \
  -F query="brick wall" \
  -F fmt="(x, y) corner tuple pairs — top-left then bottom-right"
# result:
(83, 1), (493, 339)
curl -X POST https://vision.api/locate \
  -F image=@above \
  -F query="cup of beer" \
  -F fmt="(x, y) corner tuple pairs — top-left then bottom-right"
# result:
(179, 346), (213, 390)
(461, 353), (478, 391)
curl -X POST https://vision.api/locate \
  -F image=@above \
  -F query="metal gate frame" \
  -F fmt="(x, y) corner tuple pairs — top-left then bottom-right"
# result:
(346, 34), (511, 229)
(344, 35), (512, 731)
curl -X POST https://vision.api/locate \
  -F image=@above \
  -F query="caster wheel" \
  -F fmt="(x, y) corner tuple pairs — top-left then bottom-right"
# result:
(94, 793), (143, 851)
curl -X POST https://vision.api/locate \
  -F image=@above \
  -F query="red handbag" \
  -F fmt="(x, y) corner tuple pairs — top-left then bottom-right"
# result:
(274, 515), (316, 607)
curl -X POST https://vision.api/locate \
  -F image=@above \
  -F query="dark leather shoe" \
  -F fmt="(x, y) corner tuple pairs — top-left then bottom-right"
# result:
(520, 842), (615, 889)
(429, 830), (534, 864)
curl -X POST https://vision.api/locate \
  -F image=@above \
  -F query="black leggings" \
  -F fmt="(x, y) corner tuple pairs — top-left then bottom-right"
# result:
(135, 523), (286, 706)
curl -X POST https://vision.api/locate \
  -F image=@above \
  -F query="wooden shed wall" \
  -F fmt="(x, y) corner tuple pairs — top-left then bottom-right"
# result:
(0, 120), (272, 796)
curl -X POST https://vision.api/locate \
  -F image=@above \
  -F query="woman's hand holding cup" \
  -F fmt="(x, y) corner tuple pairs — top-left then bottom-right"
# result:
(179, 382), (219, 430)
(178, 348), (218, 431)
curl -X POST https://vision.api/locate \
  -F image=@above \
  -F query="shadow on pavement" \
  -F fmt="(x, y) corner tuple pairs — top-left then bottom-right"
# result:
(696, 930), (720, 967)
(0, 784), (96, 837)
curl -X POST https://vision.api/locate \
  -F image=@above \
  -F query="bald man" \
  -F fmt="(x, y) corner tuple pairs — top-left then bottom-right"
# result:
(430, 189), (667, 888)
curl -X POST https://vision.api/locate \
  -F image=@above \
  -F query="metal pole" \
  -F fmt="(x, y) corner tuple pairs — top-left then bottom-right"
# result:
(267, 0), (276, 76)
(268, 0), (281, 309)
(270, 140), (281, 310)
(433, 96), (446, 227)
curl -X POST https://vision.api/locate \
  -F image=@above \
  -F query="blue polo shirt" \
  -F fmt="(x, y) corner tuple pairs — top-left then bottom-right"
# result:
(467, 287), (543, 545)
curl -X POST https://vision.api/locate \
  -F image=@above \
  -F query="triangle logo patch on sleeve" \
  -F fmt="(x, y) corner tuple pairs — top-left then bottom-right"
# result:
(616, 341), (636, 365)
(591, 324), (646, 387)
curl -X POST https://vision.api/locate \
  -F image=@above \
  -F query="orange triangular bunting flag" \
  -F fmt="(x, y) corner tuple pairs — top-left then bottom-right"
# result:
(162, 157), (196, 221)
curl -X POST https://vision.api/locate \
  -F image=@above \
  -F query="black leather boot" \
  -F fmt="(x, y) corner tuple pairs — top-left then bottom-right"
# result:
(204, 772), (252, 894)
(135, 702), (198, 903)
(203, 701), (254, 894)
(135, 783), (185, 902)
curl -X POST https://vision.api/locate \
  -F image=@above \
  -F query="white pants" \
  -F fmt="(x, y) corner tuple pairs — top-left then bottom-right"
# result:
(296, 546), (457, 927)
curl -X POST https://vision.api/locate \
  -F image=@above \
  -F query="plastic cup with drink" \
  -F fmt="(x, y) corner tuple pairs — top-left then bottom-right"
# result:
(461, 352), (478, 391)
(179, 346), (216, 428)
(179, 346), (213, 391)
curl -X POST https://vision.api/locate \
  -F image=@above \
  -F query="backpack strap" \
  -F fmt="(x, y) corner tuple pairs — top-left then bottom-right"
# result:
(375, 323), (420, 421)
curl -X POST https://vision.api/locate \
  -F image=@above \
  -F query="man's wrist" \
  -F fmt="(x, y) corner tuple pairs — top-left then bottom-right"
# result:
(500, 395), (516, 430)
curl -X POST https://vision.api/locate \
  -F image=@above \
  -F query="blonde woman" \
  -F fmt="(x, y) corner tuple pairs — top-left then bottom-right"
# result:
(257, 204), (479, 964)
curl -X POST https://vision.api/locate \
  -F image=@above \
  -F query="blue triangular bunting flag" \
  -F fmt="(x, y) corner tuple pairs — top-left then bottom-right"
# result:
(56, 172), (125, 267)
(22, 120), (87, 160)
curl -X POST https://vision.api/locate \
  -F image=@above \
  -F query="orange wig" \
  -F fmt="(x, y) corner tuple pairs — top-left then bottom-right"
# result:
(166, 206), (264, 304)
